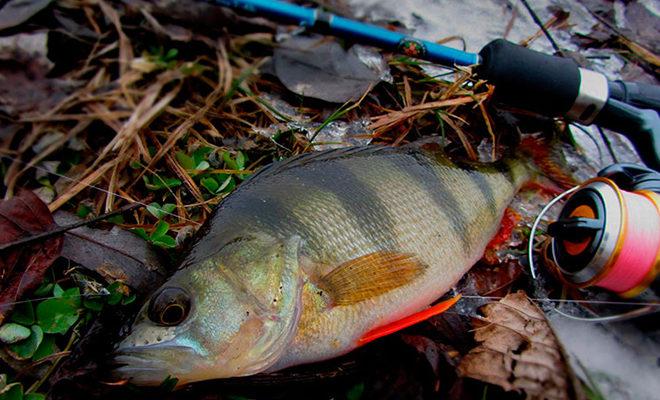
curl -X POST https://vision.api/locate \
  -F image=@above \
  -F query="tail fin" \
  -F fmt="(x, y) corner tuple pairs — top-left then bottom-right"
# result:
(518, 136), (578, 190)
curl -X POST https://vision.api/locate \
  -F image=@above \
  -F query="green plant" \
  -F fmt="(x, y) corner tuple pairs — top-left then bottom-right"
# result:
(176, 147), (212, 175)
(199, 151), (249, 195)
(147, 47), (179, 70)
(132, 220), (176, 248)
(0, 277), (135, 398)
(142, 175), (182, 191)
(146, 202), (177, 219)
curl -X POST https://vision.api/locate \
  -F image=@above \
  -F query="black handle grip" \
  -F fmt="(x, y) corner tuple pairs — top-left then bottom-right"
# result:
(608, 81), (660, 112)
(593, 99), (660, 171)
(477, 39), (581, 116)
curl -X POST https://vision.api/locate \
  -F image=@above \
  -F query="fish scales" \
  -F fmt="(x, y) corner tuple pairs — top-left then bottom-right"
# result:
(116, 145), (528, 385)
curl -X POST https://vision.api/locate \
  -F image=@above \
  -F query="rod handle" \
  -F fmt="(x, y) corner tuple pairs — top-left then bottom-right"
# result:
(609, 80), (660, 113)
(477, 39), (581, 116)
(593, 99), (660, 171)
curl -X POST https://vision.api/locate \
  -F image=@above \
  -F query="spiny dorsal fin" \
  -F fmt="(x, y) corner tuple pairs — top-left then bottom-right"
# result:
(244, 146), (403, 184)
(318, 251), (426, 306)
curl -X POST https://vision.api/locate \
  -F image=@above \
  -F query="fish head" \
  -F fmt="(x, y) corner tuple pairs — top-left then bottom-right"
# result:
(114, 234), (304, 386)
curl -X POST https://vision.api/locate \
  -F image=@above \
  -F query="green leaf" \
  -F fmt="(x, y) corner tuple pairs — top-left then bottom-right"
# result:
(83, 298), (103, 312)
(151, 235), (176, 249)
(346, 382), (364, 400)
(0, 323), (31, 344)
(143, 175), (182, 191)
(8, 325), (43, 360)
(76, 204), (92, 218)
(106, 282), (130, 306)
(192, 147), (212, 165)
(0, 382), (22, 400)
(10, 302), (35, 326)
(121, 293), (137, 305)
(159, 376), (178, 392)
(165, 48), (178, 60)
(53, 284), (64, 298)
(175, 151), (195, 170)
(200, 177), (219, 194)
(147, 203), (176, 219)
(32, 334), (56, 361)
(235, 151), (246, 170)
(163, 203), (176, 214)
(63, 287), (82, 308)
(36, 294), (80, 334)
(151, 220), (170, 240)
(107, 214), (124, 224)
(222, 151), (238, 170)
(146, 202), (162, 219)
(218, 176), (236, 193)
(24, 393), (46, 400)
(131, 228), (149, 240)
(195, 160), (210, 171)
(33, 282), (53, 297)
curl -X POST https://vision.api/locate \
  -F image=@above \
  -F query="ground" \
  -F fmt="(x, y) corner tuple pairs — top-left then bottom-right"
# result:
(0, 0), (658, 399)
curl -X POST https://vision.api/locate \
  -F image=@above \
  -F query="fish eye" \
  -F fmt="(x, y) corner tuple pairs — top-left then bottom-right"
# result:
(148, 287), (191, 326)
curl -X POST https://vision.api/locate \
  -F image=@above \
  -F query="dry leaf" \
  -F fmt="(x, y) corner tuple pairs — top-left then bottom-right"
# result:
(273, 35), (388, 103)
(0, 189), (63, 324)
(53, 212), (167, 294)
(0, 0), (53, 31)
(457, 291), (581, 400)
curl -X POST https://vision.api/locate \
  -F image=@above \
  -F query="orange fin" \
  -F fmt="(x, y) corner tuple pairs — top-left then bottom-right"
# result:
(319, 251), (426, 306)
(358, 295), (461, 345)
(484, 208), (521, 264)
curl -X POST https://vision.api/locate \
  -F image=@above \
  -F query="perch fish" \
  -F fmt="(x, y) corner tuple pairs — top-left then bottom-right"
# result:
(114, 145), (529, 385)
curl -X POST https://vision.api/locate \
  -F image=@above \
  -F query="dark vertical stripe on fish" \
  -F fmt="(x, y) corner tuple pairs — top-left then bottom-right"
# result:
(396, 152), (473, 252)
(288, 160), (400, 251)
(466, 171), (498, 219)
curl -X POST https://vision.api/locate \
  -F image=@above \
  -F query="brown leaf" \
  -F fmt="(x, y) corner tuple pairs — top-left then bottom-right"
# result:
(457, 291), (582, 400)
(0, 189), (63, 324)
(462, 260), (524, 297)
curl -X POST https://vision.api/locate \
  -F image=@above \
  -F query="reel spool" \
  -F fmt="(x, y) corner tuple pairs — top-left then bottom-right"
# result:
(543, 164), (660, 298)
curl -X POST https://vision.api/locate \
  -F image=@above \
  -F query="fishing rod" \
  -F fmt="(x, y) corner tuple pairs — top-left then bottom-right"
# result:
(211, 0), (660, 171)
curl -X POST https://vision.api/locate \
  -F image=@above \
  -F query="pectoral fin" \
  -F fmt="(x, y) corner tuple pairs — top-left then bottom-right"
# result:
(358, 295), (462, 345)
(318, 251), (426, 306)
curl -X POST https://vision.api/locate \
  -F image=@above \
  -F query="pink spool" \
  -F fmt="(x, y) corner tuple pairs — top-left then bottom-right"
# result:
(548, 178), (660, 298)
(595, 190), (660, 295)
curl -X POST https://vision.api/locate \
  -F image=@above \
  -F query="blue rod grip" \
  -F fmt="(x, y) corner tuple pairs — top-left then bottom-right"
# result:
(212, 0), (479, 67)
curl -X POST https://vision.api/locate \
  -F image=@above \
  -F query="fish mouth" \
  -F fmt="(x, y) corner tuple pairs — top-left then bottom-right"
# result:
(112, 345), (198, 386)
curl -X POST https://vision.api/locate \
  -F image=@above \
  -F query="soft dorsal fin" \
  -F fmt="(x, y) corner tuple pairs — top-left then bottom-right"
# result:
(317, 251), (426, 306)
(358, 295), (461, 345)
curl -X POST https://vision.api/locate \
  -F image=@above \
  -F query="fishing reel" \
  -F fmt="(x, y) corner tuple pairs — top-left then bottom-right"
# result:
(541, 164), (660, 299)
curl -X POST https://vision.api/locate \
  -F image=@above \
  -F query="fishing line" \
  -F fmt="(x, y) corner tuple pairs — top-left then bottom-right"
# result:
(551, 305), (656, 322)
(0, 293), (109, 308)
(460, 295), (660, 307)
(461, 295), (659, 322)
(527, 185), (580, 279)
(0, 153), (201, 225)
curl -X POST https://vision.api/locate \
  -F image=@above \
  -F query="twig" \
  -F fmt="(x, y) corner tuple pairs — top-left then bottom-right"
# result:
(519, 0), (564, 57)
(0, 202), (144, 252)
